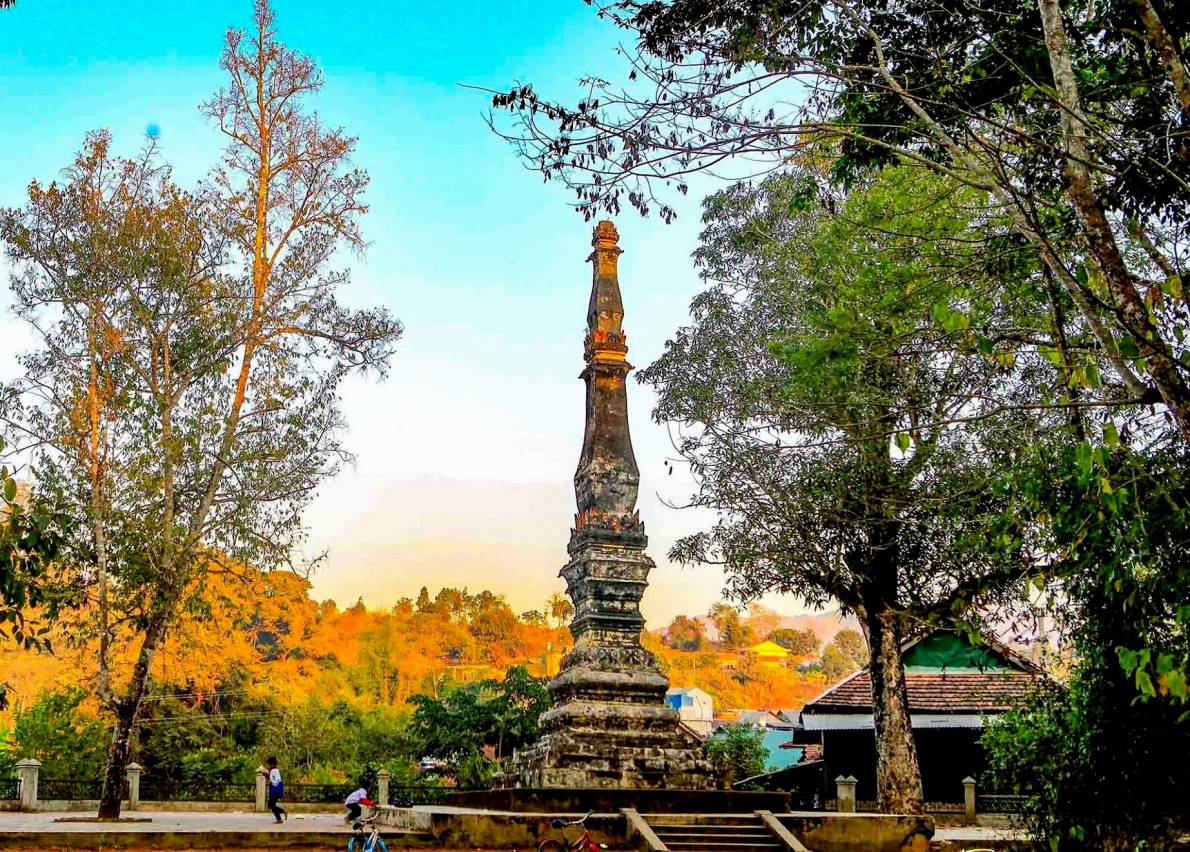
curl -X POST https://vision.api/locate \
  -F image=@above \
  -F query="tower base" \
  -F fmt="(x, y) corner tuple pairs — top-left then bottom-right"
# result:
(506, 701), (716, 789)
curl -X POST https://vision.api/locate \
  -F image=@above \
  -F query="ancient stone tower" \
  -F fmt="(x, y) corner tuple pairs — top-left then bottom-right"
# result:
(506, 221), (714, 789)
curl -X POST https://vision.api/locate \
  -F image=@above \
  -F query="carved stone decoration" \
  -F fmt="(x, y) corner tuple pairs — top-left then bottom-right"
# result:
(505, 222), (715, 790)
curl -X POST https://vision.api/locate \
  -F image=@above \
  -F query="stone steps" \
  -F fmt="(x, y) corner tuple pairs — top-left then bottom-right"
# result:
(642, 813), (794, 852)
(652, 823), (771, 832)
(663, 843), (785, 852)
(646, 815), (769, 827)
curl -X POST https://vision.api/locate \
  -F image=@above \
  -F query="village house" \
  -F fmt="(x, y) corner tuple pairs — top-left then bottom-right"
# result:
(665, 687), (714, 736)
(794, 629), (1045, 804)
(747, 639), (792, 667)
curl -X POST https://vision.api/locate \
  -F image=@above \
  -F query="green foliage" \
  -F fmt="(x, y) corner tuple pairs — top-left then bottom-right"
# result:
(0, 435), (76, 710)
(705, 724), (769, 788)
(0, 436), (73, 644)
(637, 161), (1063, 811)
(768, 628), (818, 656)
(254, 696), (415, 783)
(408, 665), (548, 770)
(454, 752), (497, 789)
(133, 695), (260, 784)
(708, 603), (755, 649)
(820, 644), (859, 680)
(831, 629), (869, 668)
(981, 436), (1190, 850)
(983, 663), (1190, 851)
(643, 164), (1049, 615)
(1024, 433), (1190, 704)
(1, 689), (108, 778)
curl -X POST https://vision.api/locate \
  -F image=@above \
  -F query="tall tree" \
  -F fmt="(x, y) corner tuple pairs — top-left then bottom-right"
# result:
(832, 628), (869, 668)
(1, 0), (401, 816)
(708, 602), (755, 649)
(488, 0), (1190, 444)
(639, 165), (1055, 812)
(547, 591), (574, 629)
(769, 628), (819, 656)
(746, 603), (782, 640)
(664, 614), (707, 651)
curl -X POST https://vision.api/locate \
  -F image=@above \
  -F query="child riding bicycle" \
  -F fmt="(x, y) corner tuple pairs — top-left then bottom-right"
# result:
(344, 786), (376, 824)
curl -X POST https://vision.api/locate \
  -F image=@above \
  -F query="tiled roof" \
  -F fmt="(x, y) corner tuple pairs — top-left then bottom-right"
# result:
(803, 669), (1038, 714)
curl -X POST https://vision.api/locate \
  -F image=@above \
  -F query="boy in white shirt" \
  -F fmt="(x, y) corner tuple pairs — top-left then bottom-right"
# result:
(344, 786), (376, 824)
(265, 757), (287, 823)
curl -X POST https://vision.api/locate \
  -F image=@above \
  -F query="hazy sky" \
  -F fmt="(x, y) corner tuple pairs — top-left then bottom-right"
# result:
(0, 0), (809, 624)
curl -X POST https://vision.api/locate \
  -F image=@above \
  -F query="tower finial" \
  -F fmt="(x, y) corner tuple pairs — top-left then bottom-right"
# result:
(592, 219), (619, 249)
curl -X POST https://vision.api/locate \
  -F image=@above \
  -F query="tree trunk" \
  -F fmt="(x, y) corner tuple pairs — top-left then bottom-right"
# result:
(96, 609), (170, 818)
(96, 701), (135, 819)
(1038, 0), (1190, 444)
(1125, 0), (1190, 120)
(864, 604), (923, 814)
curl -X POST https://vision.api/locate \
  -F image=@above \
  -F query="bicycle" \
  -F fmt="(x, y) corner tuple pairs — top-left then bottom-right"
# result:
(537, 810), (607, 852)
(347, 812), (388, 852)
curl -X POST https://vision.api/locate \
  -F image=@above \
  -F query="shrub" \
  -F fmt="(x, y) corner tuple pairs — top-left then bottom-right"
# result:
(705, 724), (769, 788)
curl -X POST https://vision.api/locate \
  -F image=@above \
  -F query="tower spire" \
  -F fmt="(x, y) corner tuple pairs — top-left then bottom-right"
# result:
(574, 220), (643, 543)
(504, 221), (714, 791)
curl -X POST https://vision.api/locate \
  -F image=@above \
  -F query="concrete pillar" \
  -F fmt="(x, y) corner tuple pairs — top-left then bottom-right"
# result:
(125, 763), (143, 810)
(835, 775), (857, 813)
(377, 769), (390, 806)
(255, 766), (268, 813)
(963, 776), (977, 825)
(16, 759), (40, 812)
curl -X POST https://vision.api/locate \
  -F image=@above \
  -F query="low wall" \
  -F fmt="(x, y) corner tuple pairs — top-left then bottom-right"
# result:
(379, 807), (623, 848)
(0, 800), (338, 814)
(0, 800), (133, 814)
(778, 813), (934, 852)
(445, 788), (791, 814)
(0, 830), (408, 850)
(380, 806), (937, 852)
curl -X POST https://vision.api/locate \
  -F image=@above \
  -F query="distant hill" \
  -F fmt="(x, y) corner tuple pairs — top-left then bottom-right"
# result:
(759, 611), (862, 643)
(654, 609), (860, 646)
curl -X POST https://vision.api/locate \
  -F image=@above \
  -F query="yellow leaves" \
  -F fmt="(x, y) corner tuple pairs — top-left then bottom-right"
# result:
(1169, 275), (1184, 302)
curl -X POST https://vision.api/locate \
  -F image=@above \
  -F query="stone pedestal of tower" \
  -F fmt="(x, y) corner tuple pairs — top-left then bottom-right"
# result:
(506, 222), (714, 790)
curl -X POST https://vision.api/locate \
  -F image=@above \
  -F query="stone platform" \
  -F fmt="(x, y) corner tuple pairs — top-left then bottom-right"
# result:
(444, 788), (790, 814)
(0, 807), (1028, 851)
(508, 700), (713, 789)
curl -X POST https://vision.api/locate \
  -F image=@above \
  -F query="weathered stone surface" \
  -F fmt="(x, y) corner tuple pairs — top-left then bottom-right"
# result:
(507, 221), (714, 790)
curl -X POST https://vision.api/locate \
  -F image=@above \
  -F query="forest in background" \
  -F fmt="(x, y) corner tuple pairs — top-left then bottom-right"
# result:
(0, 567), (850, 785)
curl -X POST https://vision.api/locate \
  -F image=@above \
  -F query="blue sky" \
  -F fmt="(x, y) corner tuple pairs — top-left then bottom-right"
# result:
(0, 0), (806, 624)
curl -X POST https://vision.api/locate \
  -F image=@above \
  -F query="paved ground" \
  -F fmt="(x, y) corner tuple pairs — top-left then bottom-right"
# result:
(932, 825), (1026, 841)
(0, 811), (357, 833)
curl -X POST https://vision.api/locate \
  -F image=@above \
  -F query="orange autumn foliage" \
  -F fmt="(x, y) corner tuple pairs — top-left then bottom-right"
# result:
(2, 564), (826, 725)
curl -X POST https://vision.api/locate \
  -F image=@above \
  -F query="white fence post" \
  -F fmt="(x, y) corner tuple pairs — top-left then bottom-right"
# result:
(126, 763), (143, 810)
(963, 776), (977, 825)
(16, 759), (40, 812)
(255, 766), (268, 812)
(835, 775), (857, 813)
(377, 769), (390, 806)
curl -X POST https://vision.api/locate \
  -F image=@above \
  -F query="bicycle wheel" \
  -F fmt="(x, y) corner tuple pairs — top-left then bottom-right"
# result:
(372, 837), (388, 852)
(538, 840), (566, 852)
(348, 836), (360, 852)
